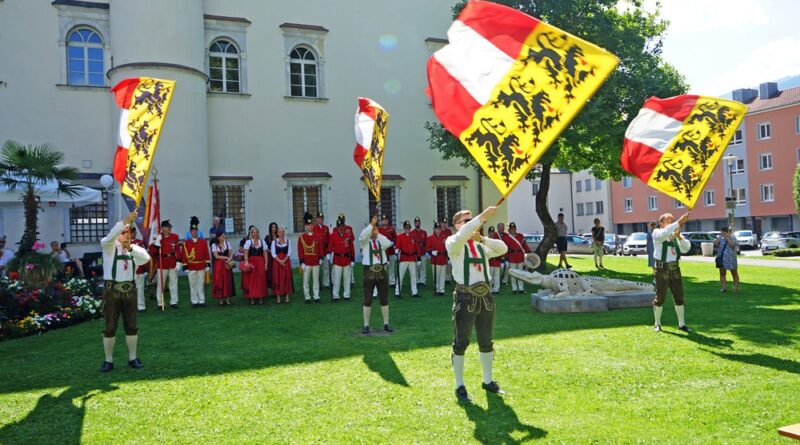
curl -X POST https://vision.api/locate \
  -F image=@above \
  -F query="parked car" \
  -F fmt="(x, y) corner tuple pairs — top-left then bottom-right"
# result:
(761, 231), (800, 254)
(523, 233), (543, 252)
(734, 230), (758, 250)
(565, 235), (594, 254)
(681, 232), (729, 255)
(615, 235), (627, 255)
(622, 232), (647, 256)
(580, 232), (616, 255)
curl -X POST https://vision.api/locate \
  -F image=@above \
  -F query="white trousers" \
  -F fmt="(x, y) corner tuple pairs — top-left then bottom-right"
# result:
(417, 256), (428, 284)
(509, 262), (524, 291)
(321, 256), (331, 287)
(431, 264), (446, 293)
(135, 272), (146, 310)
(489, 266), (501, 293)
(396, 261), (418, 295)
(388, 255), (397, 285)
(303, 265), (320, 300)
(331, 264), (351, 299)
(445, 261), (452, 283)
(187, 270), (206, 304)
(156, 267), (179, 305)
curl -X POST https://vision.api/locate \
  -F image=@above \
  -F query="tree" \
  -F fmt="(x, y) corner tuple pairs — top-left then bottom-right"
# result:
(427, 0), (688, 269)
(793, 164), (800, 217)
(0, 140), (80, 284)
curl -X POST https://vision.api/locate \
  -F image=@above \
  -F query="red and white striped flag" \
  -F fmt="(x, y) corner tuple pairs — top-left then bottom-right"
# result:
(622, 95), (746, 208)
(143, 180), (160, 245)
(354, 97), (389, 202)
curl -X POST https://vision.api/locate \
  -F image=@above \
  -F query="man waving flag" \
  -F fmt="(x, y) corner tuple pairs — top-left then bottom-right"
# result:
(427, 0), (618, 197)
(354, 97), (389, 202)
(622, 95), (746, 208)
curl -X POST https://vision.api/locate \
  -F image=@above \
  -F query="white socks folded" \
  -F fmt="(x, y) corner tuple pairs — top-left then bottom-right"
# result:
(653, 305), (663, 326)
(452, 352), (494, 388)
(125, 335), (138, 360)
(675, 305), (686, 327)
(452, 354), (465, 388)
(103, 336), (115, 362)
(653, 305), (687, 327)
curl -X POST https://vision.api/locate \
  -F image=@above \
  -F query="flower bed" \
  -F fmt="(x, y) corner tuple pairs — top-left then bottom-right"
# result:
(0, 273), (102, 341)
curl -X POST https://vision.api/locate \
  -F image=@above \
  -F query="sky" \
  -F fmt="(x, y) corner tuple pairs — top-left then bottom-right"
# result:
(643, 0), (800, 95)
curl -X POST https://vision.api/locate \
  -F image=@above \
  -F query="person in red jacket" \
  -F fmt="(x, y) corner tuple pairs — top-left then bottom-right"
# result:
(378, 214), (398, 286)
(328, 215), (355, 301)
(412, 217), (428, 286)
(440, 217), (453, 283)
(501, 222), (531, 294)
(487, 226), (503, 293)
(426, 223), (447, 295)
(313, 212), (331, 288)
(149, 220), (182, 309)
(298, 212), (321, 303)
(337, 212), (356, 286)
(131, 227), (150, 312)
(183, 217), (211, 307)
(395, 220), (419, 298)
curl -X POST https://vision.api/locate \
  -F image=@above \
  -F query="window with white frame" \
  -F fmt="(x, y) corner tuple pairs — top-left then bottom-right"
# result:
(622, 177), (632, 188)
(674, 199), (685, 209)
(584, 179), (591, 191)
(575, 180), (582, 192)
(733, 188), (746, 205)
(576, 203), (584, 216)
(757, 122), (771, 140)
(208, 39), (241, 93)
(730, 129), (743, 145)
(585, 201), (594, 215)
(595, 178), (602, 190)
(532, 182), (540, 195)
(368, 186), (398, 227)
(623, 198), (632, 213)
(280, 23), (327, 99)
(648, 196), (657, 211)
(595, 201), (604, 214)
(759, 153), (773, 170)
(289, 46), (318, 97)
(70, 189), (109, 242)
(67, 27), (105, 86)
(731, 158), (745, 175)
(291, 184), (324, 233)
(703, 190), (715, 207)
(760, 184), (775, 202)
(211, 183), (247, 237)
(436, 186), (462, 224)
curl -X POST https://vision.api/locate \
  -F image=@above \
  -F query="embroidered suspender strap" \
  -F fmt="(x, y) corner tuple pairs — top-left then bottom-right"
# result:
(368, 240), (384, 265)
(660, 239), (681, 263)
(111, 246), (133, 281)
(463, 243), (490, 283)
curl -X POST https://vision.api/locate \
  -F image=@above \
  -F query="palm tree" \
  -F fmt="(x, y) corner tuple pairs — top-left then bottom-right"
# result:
(0, 140), (80, 254)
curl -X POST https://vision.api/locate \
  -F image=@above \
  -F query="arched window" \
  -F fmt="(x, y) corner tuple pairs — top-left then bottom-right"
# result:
(67, 27), (104, 86)
(209, 39), (240, 93)
(289, 46), (318, 98)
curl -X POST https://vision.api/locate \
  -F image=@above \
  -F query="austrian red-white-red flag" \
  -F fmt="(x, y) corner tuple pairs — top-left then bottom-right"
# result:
(353, 97), (389, 202)
(427, 0), (618, 197)
(622, 95), (746, 208)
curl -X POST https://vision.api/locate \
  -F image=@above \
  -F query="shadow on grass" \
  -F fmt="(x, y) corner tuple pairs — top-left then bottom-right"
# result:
(662, 330), (735, 349)
(459, 392), (547, 444)
(707, 351), (800, 376)
(362, 349), (409, 387)
(0, 382), (117, 445)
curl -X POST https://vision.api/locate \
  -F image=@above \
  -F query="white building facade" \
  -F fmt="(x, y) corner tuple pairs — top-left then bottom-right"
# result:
(0, 0), (509, 255)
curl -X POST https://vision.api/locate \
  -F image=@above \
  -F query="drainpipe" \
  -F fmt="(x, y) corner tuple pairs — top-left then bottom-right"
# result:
(568, 171), (575, 233)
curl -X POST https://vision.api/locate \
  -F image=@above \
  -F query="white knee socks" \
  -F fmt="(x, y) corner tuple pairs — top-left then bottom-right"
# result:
(654, 305), (663, 326)
(452, 354), (465, 388)
(479, 351), (494, 384)
(125, 335), (138, 360)
(675, 305), (686, 327)
(103, 336), (115, 362)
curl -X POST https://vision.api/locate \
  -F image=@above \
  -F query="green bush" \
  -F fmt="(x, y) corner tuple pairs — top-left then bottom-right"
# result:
(763, 248), (800, 257)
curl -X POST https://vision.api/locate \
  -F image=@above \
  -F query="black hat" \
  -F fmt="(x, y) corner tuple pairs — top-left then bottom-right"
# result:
(190, 216), (199, 231)
(509, 222), (517, 229)
(488, 226), (496, 232)
(414, 216), (421, 222)
(433, 222), (440, 229)
(381, 214), (389, 220)
(304, 212), (314, 225)
(403, 220), (411, 229)
(336, 215), (345, 227)
(338, 212), (346, 222)
(316, 211), (324, 218)
(161, 220), (172, 228)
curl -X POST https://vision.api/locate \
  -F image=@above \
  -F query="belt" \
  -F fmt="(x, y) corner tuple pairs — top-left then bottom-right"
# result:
(367, 264), (386, 272)
(655, 261), (679, 269)
(334, 253), (351, 257)
(105, 280), (135, 293)
(455, 282), (491, 297)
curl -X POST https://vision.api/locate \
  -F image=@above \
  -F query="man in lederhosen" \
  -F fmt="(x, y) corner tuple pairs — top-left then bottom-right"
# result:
(359, 215), (394, 334)
(652, 212), (692, 333)
(446, 206), (507, 402)
(99, 211), (151, 372)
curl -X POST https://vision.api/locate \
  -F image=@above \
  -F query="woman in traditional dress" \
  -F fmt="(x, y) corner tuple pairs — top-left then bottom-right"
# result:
(264, 222), (279, 293)
(238, 225), (255, 297)
(270, 226), (294, 304)
(211, 232), (235, 305)
(243, 226), (269, 304)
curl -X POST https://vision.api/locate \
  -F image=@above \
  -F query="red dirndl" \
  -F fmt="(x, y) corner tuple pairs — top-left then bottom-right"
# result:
(245, 254), (269, 299)
(271, 252), (294, 295)
(212, 258), (235, 298)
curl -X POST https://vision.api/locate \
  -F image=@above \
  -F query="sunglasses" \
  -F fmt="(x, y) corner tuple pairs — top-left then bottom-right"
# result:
(457, 218), (472, 225)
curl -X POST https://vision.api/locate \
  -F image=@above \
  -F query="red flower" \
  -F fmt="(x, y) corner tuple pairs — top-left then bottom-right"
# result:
(9, 272), (20, 281)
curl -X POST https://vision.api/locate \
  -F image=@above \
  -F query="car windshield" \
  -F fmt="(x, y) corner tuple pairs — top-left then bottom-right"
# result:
(629, 233), (647, 241)
(734, 231), (752, 237)
(764, 232), (781, 239)
(604, 234), (616, 242)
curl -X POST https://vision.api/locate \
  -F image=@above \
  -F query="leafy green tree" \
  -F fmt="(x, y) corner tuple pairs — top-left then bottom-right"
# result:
(793, 164), (800, 217)
(0, 140), (80, 256)
(427, 0), (688, 269)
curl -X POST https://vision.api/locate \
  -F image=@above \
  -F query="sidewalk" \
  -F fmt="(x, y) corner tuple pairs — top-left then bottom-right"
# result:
(677, 255), (800, 269)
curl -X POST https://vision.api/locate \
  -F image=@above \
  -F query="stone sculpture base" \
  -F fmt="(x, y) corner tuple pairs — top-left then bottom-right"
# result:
(531, 291), (655, 313)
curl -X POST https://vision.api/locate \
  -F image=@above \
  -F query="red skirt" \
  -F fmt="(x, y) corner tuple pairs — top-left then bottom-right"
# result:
(271, 253), (294, 295)
(245, 255), (269, 298)
(266, 253), (274, 291)
(212, 259), (235, 298)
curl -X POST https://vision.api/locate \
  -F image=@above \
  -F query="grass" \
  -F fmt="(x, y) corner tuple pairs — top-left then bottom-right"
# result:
(1, 255), (799, 444)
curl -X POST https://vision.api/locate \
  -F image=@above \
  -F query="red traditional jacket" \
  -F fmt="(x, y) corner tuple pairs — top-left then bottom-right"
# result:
(328, 228), (355, 266)
(426, 234), (447, 266)
(502, 232), (530, 263)
(313, 224), (330, 254)
(411, 228), (427, 259)
(488, 233), (503, 267)
(150, 232), (181, 269)
(183, 237), (211, 271)
(297, 231), (321, 266)
(132, 239), (150, 274)
(395, 232), (419, 262)
(378, 225), (397, 256)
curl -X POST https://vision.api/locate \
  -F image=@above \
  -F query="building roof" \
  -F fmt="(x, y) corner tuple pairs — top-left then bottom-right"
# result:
(745, 85), (800, 113)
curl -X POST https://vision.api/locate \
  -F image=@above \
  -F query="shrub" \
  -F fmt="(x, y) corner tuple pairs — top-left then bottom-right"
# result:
(763, 248), (800, 257)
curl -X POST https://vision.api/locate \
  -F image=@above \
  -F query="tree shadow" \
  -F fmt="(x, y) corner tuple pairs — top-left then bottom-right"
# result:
(459, 392), (547, 444)
(362, 349), (409, 387)
(0, 382), (117, 445)
(707, 351), (800, 376)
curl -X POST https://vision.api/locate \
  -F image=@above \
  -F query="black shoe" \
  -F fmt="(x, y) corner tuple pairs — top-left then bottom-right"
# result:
(678, 325), (692, 333)
(362, 326), (370, 334)
(200, 303), (207, 307)
(482, 381), (505, 394)
(191, 303), (199, 308)
(170, 304), (178, 309)
(305, 299), (312, 304)
(455, 385), (471, 403)
(314, 299), (321, 304)
(138, 309), (145, 313)
(98, 361), (113, 373)
(654, 324), (662, 332)
(395, 294), (402, 299)
(566, 264), (573, 269)
(384, 324), (394, 332)
(344, 298), (351, 302)
(412, 294), (420, 298)
(128, 358), (144, 369)
(332, 298), (340, 303)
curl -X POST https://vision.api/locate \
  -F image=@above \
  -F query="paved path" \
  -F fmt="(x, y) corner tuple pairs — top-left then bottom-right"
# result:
(672, 255), (800, 269)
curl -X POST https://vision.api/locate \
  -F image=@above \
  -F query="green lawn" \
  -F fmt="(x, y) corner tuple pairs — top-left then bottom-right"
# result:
(2, 256), (799, 444)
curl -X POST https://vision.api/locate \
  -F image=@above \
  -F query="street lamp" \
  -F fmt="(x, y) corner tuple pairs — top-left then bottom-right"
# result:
(99, 174), (122, 220)
(722, 154), (738, 231)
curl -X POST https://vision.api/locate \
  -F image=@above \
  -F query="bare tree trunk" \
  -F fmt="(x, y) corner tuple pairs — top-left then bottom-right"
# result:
(534, 160), (557, 272)
(20, 186), (39, 254)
